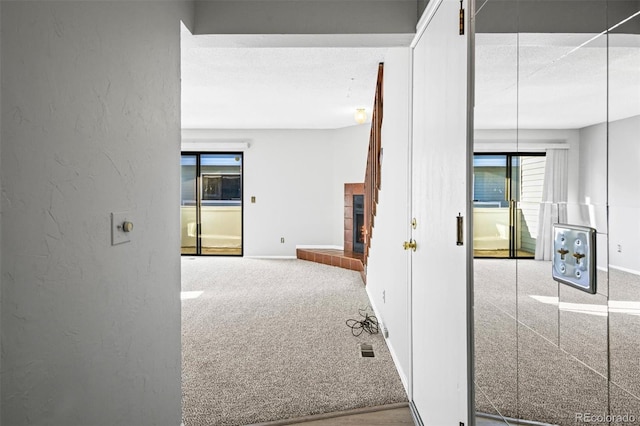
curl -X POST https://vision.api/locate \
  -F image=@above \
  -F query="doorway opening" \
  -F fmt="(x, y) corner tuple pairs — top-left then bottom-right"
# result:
(473, 153), (546, 259)
(179, 20), (411, 426)
(180, 152), (243, 256)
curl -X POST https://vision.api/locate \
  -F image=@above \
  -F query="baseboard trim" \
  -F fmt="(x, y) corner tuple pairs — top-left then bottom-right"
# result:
(295, 244), (344, 250)
(609, 264), (640, 276)
(244, 256), (297, 259)
(384, 335), (409, 393)
(248, 402), (410, 426)
(365, 287), (410, 394)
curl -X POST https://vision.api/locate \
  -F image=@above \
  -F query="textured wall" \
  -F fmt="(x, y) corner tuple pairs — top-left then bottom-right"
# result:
(194, 0), (417, 35)
(1, 2), (192, 424)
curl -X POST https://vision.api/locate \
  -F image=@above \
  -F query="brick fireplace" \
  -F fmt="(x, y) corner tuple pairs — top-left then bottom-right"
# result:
(344, 183), (365, 254)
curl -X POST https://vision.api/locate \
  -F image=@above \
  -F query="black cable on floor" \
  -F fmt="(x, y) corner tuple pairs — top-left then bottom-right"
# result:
(346, 307), (379, 336)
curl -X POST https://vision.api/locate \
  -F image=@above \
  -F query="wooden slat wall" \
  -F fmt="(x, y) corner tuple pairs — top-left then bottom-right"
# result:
(363, 63), (384, 265)
(519, 156), (546, 253)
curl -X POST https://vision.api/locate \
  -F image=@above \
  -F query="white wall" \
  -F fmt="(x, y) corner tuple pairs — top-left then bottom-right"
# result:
(608, 115), (640, 273)
(363, 48), (412, 391)
(475, 116), (640, 273)
(577, 122), (608, 225)
(574, 122), (609, 271)
(474, 128), (580, 202)
(181, 126), (370, 256)
(474, 128), (583, 224)
(1, 2), (192, 425)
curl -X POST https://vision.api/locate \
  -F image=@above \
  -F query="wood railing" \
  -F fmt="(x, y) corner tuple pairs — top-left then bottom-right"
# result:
(363, 63), (384, 265)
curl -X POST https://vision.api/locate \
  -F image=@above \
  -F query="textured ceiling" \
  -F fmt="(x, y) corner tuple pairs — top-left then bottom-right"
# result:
(181, 30), (389, 129)
(181, 29), (640, 130)
(475, 32), (640, 129)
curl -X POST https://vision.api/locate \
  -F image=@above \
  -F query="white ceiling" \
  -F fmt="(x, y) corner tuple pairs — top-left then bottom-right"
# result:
(181, 29), (640, 131)
(181, 30), (389, 129)
(475, 32), (640, 129)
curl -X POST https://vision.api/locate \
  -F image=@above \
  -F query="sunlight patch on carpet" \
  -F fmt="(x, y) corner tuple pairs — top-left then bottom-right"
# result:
(181, 291), (203, 300)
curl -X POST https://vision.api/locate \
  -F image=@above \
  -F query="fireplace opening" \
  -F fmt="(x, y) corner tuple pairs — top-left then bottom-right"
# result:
(353, 194), (365, 253)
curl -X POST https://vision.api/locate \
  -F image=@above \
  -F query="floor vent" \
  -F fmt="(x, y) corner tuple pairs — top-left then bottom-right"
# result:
(360, 343), (375, 358)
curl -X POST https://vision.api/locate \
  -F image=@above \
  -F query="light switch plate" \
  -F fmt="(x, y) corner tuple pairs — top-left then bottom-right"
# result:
(552, 224), (596, 294)
(111, 212), (131, 246)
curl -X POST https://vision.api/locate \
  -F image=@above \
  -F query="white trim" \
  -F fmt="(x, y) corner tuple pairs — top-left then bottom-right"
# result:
(365, 286), (410, 395)
(609, 264), (640, 276)
(474, 141), (570, 152)
(181, 140), (250, 152)
(188, 33), (415, 48)
(411, 0), (443, 48)
(385, 336), (409, 394)
(295, 244), (344, 250)
(406, 42), (414, 402)
(244, 255), (297, 260)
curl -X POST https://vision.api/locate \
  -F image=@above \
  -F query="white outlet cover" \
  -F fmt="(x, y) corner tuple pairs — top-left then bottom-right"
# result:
(111, 212), (131, 246)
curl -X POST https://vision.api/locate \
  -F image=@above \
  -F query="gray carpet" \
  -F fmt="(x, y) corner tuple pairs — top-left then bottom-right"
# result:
(474, 259), (640, 425)
(181, 257), (407, 426)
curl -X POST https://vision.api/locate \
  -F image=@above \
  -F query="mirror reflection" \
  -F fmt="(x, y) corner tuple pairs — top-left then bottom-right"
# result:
(608, 7), (640, 421)
(474, 1), (640, 425)
(473, 17), (519, 423)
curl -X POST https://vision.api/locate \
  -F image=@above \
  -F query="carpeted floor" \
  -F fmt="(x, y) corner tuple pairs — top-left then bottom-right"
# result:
(474, 259), (640, 425)
(181, 257), (407, 426)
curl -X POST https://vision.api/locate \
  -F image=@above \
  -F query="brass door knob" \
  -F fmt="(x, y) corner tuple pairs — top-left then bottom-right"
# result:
(403, 240), (417, 251)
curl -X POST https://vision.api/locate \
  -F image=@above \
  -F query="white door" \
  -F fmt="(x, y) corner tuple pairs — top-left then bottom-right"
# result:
(410, 0), (472, 424)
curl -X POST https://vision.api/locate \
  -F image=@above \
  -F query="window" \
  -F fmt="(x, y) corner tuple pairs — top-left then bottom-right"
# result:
(202, 174), (241, 201)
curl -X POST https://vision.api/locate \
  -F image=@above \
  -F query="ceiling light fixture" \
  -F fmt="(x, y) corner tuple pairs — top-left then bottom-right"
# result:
(354, 108), (367, 124)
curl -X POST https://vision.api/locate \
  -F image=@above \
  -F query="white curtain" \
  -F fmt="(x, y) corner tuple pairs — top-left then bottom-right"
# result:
(535, 149), (569, 260)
